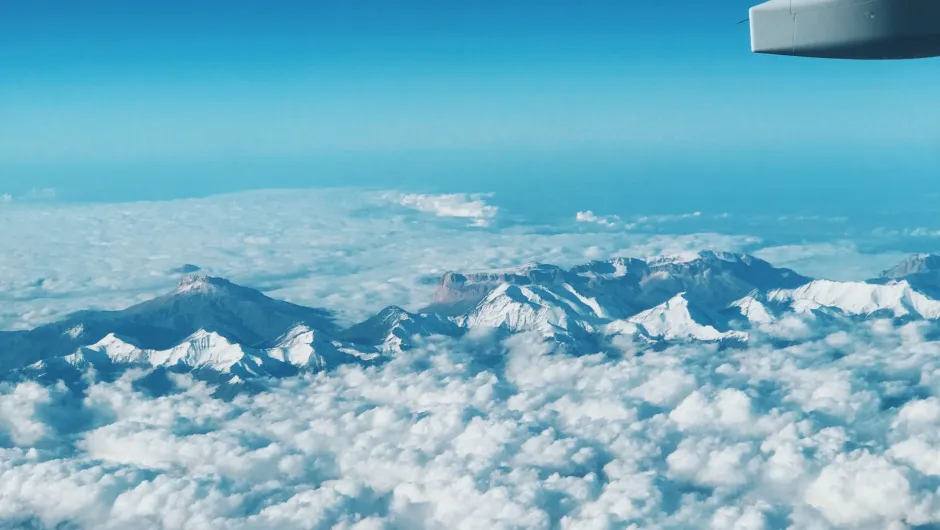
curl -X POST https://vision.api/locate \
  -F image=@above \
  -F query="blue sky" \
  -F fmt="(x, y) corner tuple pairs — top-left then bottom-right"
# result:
(3, 0), (940, 220)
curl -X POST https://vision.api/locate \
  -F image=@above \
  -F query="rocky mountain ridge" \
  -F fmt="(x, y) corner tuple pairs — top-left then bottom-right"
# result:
(4, 251), (940, 391)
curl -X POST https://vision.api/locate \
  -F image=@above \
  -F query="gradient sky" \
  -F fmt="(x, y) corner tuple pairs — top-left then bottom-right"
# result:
(3, 0), (940, 217)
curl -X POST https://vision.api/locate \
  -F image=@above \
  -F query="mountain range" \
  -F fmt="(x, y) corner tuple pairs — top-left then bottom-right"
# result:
(4, 250), (940, 393)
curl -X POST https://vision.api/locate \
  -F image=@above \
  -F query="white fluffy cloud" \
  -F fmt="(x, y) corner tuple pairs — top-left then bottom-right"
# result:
(395, 192), (498, 226)
(4, 317), (940, 529)
(575, 210), (620, 228)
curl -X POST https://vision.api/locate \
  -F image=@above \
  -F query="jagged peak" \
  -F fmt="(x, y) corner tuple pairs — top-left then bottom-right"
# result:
(631, 292), (691, 316)
(63, 323), (85, 339)
(730, 292), (775, 324)
(647, 251), (702, 265)
(571, 256), (648, 278)
(90, 332), (141, 349)
(653, 292), (690, 307)
(175, 274), (233, 295)
(765, 278), (940, 319)
(441, 250), (771, 288)
(278, 323), (314, 340)
(622, 291), (740, 342)
(183, 328), (230, 342)
(648, 250), (754, 267)
(880, 253), (940, 279)
(785, 278), (914, 294)
(378, 305), (409, 317)
(440, 262), (563, 284)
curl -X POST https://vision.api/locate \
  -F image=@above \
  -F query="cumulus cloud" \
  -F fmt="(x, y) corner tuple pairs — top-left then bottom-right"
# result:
(805, 452), (919, 527)
(395, 192), (498, 226)
(4, 316), (940, 528)
(575, 210), (621, 228)
(0, 188), (760, 330)
(0, 382), (51, 446)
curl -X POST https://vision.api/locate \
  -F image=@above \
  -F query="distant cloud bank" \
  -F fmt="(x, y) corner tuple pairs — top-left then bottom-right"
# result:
(396, 192), (498, 226)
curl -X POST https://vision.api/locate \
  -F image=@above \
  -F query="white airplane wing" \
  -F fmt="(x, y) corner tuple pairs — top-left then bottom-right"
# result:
(749, 0), (940, 59)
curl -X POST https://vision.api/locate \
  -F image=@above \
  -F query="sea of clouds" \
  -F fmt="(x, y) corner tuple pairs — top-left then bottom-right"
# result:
(0, 188), (908, 331)
(5, 316), (940, 528)
(2, 187), (938, 529)
(0, 188), (765, 330)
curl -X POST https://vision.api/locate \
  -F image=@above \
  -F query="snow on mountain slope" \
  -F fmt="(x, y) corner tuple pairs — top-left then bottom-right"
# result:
(767, 279), (940, 319)
(341, 306), (462, 353)
(0, 274), (340, 372)
(729, 293), (776, 324)
(109, 274), (339, 348)
(634, 250), (809, 308)
(458, 283), (607, 342)
(461, 284), (572, 336)
(430, 251), (810, 319)
(264, 325), (321, 366)
(263, 324), (381, 370)
(608, 293), (746, 342)
(12, 251), (940, 387)
(426, 263), (569, 316)
(880, 254), (940, 279)
(23, 326), (379, 385)
(45, 330), (270, 376)
(875, 253), (940, 298)
(568, 256), (648, 280)
(82, 333), (148, 364)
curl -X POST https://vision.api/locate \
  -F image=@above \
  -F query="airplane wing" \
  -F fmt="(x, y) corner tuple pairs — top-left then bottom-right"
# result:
(749, 0), (940, 59)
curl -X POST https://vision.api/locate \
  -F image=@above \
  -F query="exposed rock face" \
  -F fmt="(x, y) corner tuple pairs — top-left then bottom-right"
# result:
(429, 251), (809, 317)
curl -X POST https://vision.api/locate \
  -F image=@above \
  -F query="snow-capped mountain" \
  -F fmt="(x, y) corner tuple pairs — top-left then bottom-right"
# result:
(880, 253), (940, 279)
(24, 325), (379, 386)
(729, 292), (777, 324)
(0, 274), (341, 375)
(442, 251), (807, 344)
(341, 306), (462, 353)
(7, 251), (940, 389)
(875, 253), (940, 298)
(607, 293), (746, 343)
(766, 279), (940, 319)
(727, 272), (940, 323)
(429, 250), (809, 319)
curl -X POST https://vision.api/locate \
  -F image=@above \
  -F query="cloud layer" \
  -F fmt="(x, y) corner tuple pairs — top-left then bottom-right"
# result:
(4, 187), (940, 528)
(0, 189), (759, 330)
(4, 315), (940, 529)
